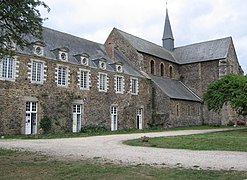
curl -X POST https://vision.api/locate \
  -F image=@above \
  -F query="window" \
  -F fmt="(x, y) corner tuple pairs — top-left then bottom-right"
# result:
(111, 106), (118, 131)
(57, 66), (67, 86)
(31, 61), (44, 83)
(99, 73), (107, 92)
(116, 65), (123, 73)
(115, 76), (123, 93)
(59, 51), (68, 61)
(81, 57), (88, 66)
(169, 65), (173, 78)
(80, 70), (89, 90)
(0, 57), (15, 80)
(160, 63), (164, 76)
(150, 60), (155, 75)
(130, 77), (138, 95)
(176, 104), (180, 116)
(99, 61), (106, 70)
(34, 46), (44, 56)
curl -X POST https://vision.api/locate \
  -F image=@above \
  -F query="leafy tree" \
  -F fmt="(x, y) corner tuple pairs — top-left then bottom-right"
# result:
(203, 74), (247, 116)
(0, 0), (50, 57)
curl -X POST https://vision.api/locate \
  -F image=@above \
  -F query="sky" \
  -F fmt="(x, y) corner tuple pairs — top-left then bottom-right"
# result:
(40, 0), (247, 73)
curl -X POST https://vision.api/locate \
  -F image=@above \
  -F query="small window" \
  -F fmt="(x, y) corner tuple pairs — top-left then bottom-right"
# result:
(31, 61), (44, 84)
(34, 46), (44, 56)
(176, 104), (180, 116)
(115, 76), (124, 93)
(80, 70), (89, 90)
(81, 57), (88, 66)
(130, 77), (138, 95)
(57, 66), (68, 86)
(160, 63), (164, 76)
(116, 65), (123, 73)
(150, 60), (155, 75)
(59, 51), (68, 61)
(169, 65), (173, 78)
(0, 57), (15, 81)
(98, 73), (107, 92)
(99, 61), (106, 70)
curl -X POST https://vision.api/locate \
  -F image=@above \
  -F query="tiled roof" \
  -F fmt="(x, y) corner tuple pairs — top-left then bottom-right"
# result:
(115, 28), (232, 65)
(115, 28), (177, 63)
(173, 37), (232, 64)
(150, 75), (201, 102)
(17, 27), (143, 77)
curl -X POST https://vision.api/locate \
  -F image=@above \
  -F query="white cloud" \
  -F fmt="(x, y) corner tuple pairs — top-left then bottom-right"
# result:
(40, 0), (247, 73)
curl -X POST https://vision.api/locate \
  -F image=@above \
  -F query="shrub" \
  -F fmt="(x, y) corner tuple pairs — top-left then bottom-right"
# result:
(40, 116), (52, 134)
(237, 119), (246, 126)
(80, 125), (109, 134)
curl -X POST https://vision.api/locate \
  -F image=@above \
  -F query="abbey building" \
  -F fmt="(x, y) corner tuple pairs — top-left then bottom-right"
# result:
(0, 9), (243, 134)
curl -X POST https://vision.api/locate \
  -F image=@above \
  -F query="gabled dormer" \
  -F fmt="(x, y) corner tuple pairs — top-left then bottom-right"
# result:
(74, 53), (89, 66)
(93, 58), (107, 70)
(52, 47), (69, 61)
(32, 41), (45, 56)
(110, 62), (123, 73)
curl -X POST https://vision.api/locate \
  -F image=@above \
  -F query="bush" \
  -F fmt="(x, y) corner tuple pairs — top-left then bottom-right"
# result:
(237, 119), (246, 126)
(40, 116), (52, 134)
(227, 121), (235, 126)
(80, 125), (109, 134)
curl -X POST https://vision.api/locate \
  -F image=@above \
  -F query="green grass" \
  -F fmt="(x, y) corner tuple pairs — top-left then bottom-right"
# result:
(0, 125), (233, 139)
(0, 148), (246, 180)
(125, 128), (247, 152)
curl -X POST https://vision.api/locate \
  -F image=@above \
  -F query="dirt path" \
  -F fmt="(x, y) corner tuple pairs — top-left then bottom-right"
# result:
(0, 129), (246, 171)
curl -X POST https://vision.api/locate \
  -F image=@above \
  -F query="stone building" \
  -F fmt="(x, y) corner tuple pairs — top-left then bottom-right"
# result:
(0, 9), (243, 134)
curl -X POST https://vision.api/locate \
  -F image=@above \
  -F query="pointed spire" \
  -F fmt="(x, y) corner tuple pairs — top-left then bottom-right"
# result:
(162, 3), (174, 51)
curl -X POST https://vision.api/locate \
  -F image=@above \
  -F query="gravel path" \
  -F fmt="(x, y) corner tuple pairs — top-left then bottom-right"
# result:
(0, 129), (246, 171)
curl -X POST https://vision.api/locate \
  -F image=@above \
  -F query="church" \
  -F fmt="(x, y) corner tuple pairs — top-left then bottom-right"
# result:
(0, 8), (243, 134)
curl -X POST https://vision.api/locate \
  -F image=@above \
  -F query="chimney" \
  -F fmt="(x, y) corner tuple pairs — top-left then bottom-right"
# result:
(105, 42), (115, 61)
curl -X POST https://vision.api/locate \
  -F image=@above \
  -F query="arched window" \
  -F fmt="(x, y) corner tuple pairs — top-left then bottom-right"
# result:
(160, 63), (164, 76)
(169, 65), (173, 78)
(150, 60), (155, 75)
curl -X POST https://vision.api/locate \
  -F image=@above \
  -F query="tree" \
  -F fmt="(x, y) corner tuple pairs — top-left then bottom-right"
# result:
(0, 0), (50, 57)
(203, 74), (247, 116)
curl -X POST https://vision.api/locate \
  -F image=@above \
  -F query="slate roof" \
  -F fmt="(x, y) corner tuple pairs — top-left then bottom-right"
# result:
(114, 28), (232, 65)
(150, 75), (201, 102)
(18, 27), (143, 77)
(115, 28), (177, 63)
(173, 37), (232, 64)
(163, 9), (174, 40)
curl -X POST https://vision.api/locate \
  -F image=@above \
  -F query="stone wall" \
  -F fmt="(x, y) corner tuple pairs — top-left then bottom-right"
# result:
(0, 53), (152, 134)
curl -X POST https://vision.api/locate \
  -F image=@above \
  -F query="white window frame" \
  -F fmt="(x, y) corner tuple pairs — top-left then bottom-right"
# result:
(115, 75), (124, 94)
(59, 51), (68, 61)
(31, 60), (44, 84)
(0, 56), (16, 81)
(130, 77), (138, 95)
(33, 45), (44, 56)
(98, 73), (107, 92)
(111, 105), (118, 131)
(79, 69), (90, 90)
(57, 65), (68, 87)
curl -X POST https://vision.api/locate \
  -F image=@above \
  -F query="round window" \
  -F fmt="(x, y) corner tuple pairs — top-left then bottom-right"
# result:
(61, 53), (66, 60)
(35, 46), (42, 55)
(101, 62), (106, 69)
(82, 58), (88, 65)
(117, 65), (122, 72)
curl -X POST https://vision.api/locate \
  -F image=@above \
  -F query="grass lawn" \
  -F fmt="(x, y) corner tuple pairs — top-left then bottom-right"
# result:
(1, 125), (233, 139)
(125, 128), (247, 152)
(0, 149), (246, 180)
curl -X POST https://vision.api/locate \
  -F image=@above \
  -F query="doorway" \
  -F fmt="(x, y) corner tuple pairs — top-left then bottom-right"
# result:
(111, 106), (118, 131)
(25, 102), (37, 135)
(136, 108), (143, 130)
(72, 104), (82, 132)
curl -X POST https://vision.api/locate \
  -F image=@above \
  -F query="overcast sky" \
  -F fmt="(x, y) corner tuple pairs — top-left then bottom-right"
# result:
(40, 0), (247, 73)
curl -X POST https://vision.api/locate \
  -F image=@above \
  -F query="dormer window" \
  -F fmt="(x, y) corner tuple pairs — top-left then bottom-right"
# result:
(60, 52), (67, 61)
(32, 41), (45, 56)
(99, 61), (106, 70)
(34, 46), (44, 56)
(81, 57), (88, 66)
(116, 65), (123, 73)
